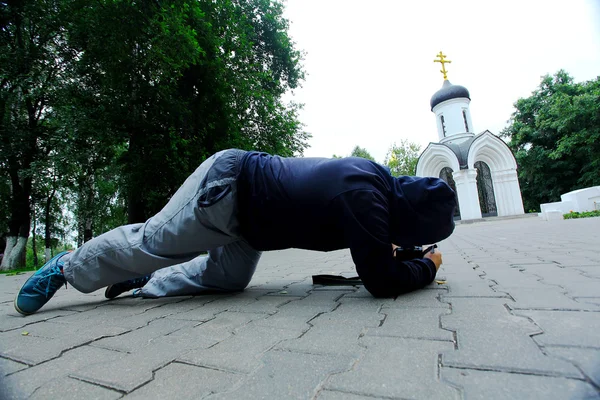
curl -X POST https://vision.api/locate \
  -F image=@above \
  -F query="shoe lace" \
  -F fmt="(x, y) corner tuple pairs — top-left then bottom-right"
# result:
(32, 265), (67, 298)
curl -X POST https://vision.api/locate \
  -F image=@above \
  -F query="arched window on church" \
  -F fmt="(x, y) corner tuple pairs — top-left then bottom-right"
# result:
(475, 161), (497, 217)
(439, 167), (460, 220)
(462, 109), (469, 132)
(440, 115), (446, 137)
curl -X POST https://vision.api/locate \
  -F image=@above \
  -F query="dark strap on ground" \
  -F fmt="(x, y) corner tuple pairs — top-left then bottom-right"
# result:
(311, 275), (363, 286)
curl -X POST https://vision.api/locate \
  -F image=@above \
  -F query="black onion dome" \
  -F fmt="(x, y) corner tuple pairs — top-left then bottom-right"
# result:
(430, 80), (470, 110)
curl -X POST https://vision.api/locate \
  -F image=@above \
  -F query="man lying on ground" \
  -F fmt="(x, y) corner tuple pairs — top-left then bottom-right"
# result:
(15, 149), (456, 315)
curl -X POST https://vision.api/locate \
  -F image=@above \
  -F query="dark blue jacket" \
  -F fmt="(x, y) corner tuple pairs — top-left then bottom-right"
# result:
(237, 151), (456, 297)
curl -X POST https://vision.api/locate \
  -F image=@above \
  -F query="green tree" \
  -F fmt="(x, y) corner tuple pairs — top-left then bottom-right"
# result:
(0, 0), (70, 270)
(383, 140), (421, 177)
(501, 70), (600, 211)
(68, 0), (308, 223)
(349, 146), (375, 161)
(0, 0), (309, 268)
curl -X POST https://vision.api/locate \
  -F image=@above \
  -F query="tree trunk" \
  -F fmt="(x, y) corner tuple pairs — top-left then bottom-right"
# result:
(77, 218), (83, 247)
(32, 206), (38, 267)
(1, 168), (32, 270)
(127, 130), (147, 223)
(1, 236), (16, 270)
(84, 219), (93, 243)
(44, 187), (56, 257)
(1, 234), (28, 270)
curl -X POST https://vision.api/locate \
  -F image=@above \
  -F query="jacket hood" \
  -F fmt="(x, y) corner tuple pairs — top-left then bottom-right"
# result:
(389, 176), (456, 246)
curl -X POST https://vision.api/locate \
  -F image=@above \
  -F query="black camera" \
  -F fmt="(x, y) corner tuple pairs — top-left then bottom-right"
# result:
(394, 244), (437, 262)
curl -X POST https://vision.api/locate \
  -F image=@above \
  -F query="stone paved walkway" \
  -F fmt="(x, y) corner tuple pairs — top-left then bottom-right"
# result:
(1, 217), (599, 399)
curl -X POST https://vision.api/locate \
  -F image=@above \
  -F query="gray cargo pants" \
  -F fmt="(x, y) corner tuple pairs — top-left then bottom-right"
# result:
(62, 149), (261, 297)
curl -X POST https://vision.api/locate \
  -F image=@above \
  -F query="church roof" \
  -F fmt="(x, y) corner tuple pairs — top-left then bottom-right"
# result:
(441, 136), (476, 169)
(430, 80), (471, 110)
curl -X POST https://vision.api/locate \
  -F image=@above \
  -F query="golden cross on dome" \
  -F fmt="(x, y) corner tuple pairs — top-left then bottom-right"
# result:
(433, 51), (452, 80)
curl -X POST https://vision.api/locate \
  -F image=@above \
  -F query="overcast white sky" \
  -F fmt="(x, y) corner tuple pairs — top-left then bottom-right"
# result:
(282, 0), (600, 162)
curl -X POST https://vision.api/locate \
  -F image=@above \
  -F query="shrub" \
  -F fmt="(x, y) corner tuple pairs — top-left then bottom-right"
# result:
(563, 210), (600, 219)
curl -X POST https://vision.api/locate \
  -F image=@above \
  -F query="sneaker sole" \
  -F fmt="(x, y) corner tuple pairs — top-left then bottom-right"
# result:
(104, 285), (120, 299)
(14, 296), (34, 316)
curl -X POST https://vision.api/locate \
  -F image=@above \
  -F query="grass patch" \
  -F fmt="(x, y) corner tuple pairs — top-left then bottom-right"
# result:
(0, 266), (36, 276)
(563, 210), (600, 219)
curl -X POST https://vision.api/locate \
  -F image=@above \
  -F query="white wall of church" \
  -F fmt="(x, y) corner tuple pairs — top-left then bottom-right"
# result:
(491, 169), (525, 216)
(452, 169), (482, 220)
(467, 132), (525, 217)
(416, 144), (460, 177)
(432, 98), (474, 141)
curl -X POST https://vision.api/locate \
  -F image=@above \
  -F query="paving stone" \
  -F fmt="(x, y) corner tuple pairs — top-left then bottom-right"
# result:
(513, 263), (590, 284)
(316, 390), (377, 400)
(0, 301), (77, 333)
(559, 282), (600, 298)
(544, 346), (600, 387)
(1, 346), (122, 399)
(73, 313), (272, 393)
(0, 321), (127, 365)
(326, 336), (459, 399)
(209, 350), (354, 400)
(170, 311), (267, 346)
(515, 310), (600, 348)
(275, 298), (383, 356)
(3, 217), (600, 399)
(49, 303), (179, 330)
(442, 367), (599, 400)
(164, 295), (262, 321)
(383, 287), (449, 308)
(91, 318), (197, 353)
(178, 323), (303, 374)
(40, 290), (109, 312)
(576, 297), (600, 307)
(275, 319), (364, 356)
(505, 287), (600, 311)
(441, 298), (582, 377)
(366, 307), (453, 342)
(125, 362), (242, 399)
(0, 274), (29, 298)
(555, 261), (600, 268)
(29, 377), (122, 400)
(0, 356), (27, 375)
(544, 254), (596, 265)
(464, 256), (505, 264)
(312, 285), (360, 292)
(483, 267), (554, 289)
(341, 286), (373, 298)
(71, 336), (209, 393)
(102, 294), (192, 307)
(263, 279), (314, 296)
(442, 272), (508, 297)
(290, 290), (354, 307)
(228, 295), (301, 314)
(576, 266), (600, 279)
(513, 264), (600, 298)
(252, 306), (327, 332)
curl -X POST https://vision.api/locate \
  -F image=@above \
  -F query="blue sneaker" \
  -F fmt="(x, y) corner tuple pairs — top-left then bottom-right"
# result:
(104, 275), (151, 299)
(14, 251), (70, 315)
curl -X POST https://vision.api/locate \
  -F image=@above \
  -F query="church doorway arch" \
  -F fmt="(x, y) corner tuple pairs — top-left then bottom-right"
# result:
(439, 167), (461, 220)
(475, 161), (497, 217)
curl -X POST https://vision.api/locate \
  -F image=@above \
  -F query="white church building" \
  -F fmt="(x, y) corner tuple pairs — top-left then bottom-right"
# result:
(416, 54), (525, 220)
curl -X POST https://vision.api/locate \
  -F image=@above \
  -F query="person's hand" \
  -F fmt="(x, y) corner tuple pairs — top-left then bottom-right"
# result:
(424, 249), (443, 271)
